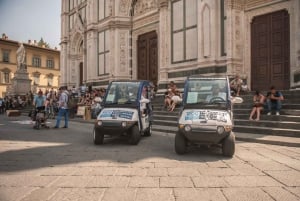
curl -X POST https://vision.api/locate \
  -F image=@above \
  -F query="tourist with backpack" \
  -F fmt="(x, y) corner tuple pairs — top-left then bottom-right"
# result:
(53, 86), (69, 128)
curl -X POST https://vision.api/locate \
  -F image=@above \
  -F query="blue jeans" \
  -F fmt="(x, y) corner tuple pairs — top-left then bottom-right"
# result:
(266, 99), (282, 113)
(55, 108), (69, 127)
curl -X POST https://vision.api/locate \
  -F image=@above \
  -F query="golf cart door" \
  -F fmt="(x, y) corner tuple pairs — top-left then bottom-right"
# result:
(139, 83), (152, 131)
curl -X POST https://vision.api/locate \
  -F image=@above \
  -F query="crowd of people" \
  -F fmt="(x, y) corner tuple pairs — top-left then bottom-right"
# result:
(164, 81), (183, 112)
(0, 77), (285, 123)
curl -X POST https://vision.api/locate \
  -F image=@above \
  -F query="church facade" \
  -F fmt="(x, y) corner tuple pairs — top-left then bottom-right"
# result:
(60, 0), (300, 91)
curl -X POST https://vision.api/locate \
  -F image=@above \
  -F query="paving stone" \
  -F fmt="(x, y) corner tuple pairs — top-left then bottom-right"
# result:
(249, 161), (293, 171)
(225, 175), (282, 187)
(286, 187), (300, 197)
(0, 175), (58, 187)
(50, 176), (92, 187)
(173, 188), (227, 201)
(86, 176), (129, 188)
(264, 170), (300, 186)
(222, 187), (274, 201)
(0, 187), (35, 201)
(146, 168), (168, 177)
(48, 188), (105, 201)
(21, 187), (59, 201)
(198, 167), (239, 176)
(88, 167), (118, 176)
(128, 176), (159, 188)
(101, 188), (136, 201)
(263, 187), (300, 201)
(115, 167), (147, 176)
(167, 167), (200, 177)
(135, 188), (175, 201)
(192, 175), (229, 187)
(160, 177), (194, 187)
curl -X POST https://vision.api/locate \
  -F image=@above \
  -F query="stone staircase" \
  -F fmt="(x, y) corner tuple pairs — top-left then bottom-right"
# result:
(151, 90), (300, 140)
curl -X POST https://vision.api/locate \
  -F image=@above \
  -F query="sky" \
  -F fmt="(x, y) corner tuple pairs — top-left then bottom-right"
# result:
(0, 0), (61, 49)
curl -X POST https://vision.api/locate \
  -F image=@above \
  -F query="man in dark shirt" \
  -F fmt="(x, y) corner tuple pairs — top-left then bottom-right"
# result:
(266, 86), (284, 115)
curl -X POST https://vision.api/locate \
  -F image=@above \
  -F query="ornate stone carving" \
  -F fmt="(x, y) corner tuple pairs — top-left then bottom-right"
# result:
(119, 0), (128, 15)
(134, 0), (158, 16)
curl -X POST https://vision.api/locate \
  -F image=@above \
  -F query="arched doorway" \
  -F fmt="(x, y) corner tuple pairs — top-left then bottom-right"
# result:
(137, 31), (158, 86)
(251, 10), (290, 90)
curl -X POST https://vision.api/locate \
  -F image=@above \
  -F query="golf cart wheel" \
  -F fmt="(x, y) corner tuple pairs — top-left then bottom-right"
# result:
(128, 125), (141, 145)
(144, 123), (152, 137)
(93, 128), (104, 145)
(222, 132), (235, 157)
(175, 131), (187, 154)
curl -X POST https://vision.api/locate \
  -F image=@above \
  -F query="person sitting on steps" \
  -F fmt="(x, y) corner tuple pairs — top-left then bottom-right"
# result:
(266, 86), (284, 116)
(249, 90), (265, 121)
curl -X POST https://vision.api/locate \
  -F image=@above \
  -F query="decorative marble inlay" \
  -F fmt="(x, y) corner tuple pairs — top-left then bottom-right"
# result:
(119, 32), (127, 73)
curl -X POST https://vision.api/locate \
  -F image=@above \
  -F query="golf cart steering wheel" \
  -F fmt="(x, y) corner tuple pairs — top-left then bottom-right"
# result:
(209, 97), (225, 103)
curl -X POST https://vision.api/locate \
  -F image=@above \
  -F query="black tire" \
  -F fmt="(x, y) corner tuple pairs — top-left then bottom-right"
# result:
(144, 123), (152, 137)
(175, 131), (187, 154)
(222, 132), (235, 157)
(128, 125), (141, 145)
(93, 128), (104, 145)
(35, 120), (40, 130)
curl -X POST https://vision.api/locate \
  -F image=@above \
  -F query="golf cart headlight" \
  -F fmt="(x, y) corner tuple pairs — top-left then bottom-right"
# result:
(97, 120), (103, 126)
(184, 125), (192, 132)
(121, 121), (127, 127)
(217, 126), (225, 134)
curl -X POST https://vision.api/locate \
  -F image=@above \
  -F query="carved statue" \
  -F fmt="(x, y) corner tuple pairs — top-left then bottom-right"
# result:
(16, 43), (26, 71)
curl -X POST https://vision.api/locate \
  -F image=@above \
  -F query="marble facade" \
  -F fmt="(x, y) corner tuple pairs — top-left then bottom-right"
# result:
(60, 0), (300, 91)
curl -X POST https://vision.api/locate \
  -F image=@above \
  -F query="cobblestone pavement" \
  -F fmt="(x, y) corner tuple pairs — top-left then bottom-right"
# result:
(0, 116), (299, 201)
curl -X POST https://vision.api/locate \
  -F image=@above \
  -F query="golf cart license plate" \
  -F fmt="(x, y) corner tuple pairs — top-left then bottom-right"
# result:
(100, 110), (134, 120)
(185, 111), (228, 122)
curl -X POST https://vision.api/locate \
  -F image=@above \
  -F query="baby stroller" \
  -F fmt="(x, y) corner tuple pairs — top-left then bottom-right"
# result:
(32, 106), (49, 129)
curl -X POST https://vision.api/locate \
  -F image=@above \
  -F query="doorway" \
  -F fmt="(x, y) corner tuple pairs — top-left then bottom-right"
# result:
(251, 10), (290, 90)
(79, 62), (83, 86)
(137, 31), (158, 86)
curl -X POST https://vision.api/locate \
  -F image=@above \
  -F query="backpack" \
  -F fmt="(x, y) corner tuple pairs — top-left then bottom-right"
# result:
(67, 94), (77, 109)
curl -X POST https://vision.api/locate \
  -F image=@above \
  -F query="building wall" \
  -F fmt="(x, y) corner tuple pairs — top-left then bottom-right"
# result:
(0, 38), (60, 97)
(60, 0), (300, 90)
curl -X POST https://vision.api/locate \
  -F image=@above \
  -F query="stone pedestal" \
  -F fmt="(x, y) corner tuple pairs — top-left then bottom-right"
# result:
(8, 65), (32, 96)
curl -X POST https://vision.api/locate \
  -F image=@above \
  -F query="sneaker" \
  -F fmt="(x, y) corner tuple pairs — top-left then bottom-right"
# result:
(267, 112), (271, 116)
(276, 112), (280, 116)
(53, 126), (59, 129)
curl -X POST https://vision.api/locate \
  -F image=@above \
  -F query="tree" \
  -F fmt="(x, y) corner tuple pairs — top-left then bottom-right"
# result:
(37, 38), (50, 48)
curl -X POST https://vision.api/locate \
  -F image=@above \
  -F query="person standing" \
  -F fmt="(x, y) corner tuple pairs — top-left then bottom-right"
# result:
(54, 86), (69, 128)
(249, 90), (265, 121)
(266, 86), (284, 115)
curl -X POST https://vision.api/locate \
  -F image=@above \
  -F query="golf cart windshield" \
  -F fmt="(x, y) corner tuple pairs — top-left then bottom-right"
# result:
(105, 82), (140, 105)
(185, 78), (228, 105)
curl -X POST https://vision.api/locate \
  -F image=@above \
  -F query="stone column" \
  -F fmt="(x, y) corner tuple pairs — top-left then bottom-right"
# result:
(226, 0), (245, 77)
(158, 0), (169, 85)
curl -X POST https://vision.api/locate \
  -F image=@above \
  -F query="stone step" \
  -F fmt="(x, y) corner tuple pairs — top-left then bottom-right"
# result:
(234, 119), (300, 130)
(233, 125), (300, 138)
(153, 114), (178, 121)
(152, 124), (177, 133)
(233, 114), (300, 122)
(153, 119), (177, 127)
(152, 123), (300, 139)
(233, 108), (300, 116)
(233, 103), (300, 109)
